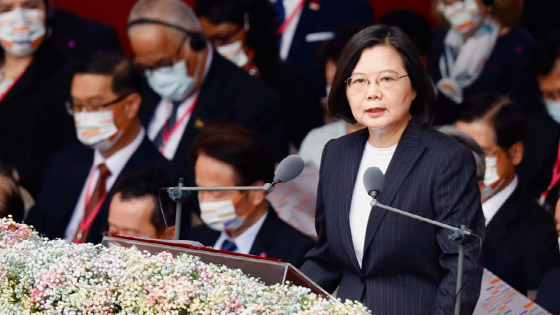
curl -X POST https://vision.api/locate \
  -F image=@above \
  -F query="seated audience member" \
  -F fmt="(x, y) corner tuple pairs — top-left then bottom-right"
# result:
(0, 0), (70, 196)
(26, 52), (182, 244)
(455, 93), (560, 294)
(298, 25), (364, 167)
(108, 168), (175, 239)
(518, 32), (560, 211)
(274, 0), (374, 96)
(196, 0), (323, 149)
(0, 161), (24, 222)
(428, 0), (540, 125)
(127, 0), (288, 169)
(186, 123), (315, 267)
(379, 9), (433, 66)
(536, 267), (560, 314)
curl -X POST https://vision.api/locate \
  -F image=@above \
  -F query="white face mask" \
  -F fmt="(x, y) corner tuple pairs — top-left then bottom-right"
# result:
(439, 0), (482, 35)
(483, 156), (500, 187)
(145, 59), (196, 102)
(199, 192), (255, 232)
(74, 110), (124, 151)
(0, 8), (45, 56)
(217, 40), (249, 68)
(545, 100), (560, 124)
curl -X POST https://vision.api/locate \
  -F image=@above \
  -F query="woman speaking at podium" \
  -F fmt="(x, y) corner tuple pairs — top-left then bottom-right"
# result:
(300, 25), (485, 315)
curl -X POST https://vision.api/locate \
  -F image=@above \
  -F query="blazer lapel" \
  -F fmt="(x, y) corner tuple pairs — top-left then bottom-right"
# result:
(363, 122), (426, 253)
(287, 0), (318, 61)
(249, 205), (279, 257)
(486, 185), (524, 246)
(339, 128), (368, 272)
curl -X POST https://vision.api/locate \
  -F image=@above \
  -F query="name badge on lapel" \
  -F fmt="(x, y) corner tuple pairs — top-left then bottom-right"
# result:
(194, 119), (205, 129)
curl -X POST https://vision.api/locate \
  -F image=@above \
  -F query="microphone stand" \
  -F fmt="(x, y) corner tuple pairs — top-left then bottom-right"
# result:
(369, 198), (473, 315)
(169, 182), (277, 240)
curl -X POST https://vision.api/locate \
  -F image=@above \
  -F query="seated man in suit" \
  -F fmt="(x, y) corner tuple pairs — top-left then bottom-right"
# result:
(186, 123), (315, 267)
(26, 51), (182, 244)
(518, 31), (560, 212)
(107, 168), (175, 239)
(126, 0), (288, 170)
(455, 93), (560, 294)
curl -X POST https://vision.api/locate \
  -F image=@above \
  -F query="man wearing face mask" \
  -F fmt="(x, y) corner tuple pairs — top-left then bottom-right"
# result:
(195, 0), (323, 149)
(518, 32), (560, 212)
(127, 0), (288, 171)
(455, 93), (560, 294)
(25, 52), (183, 244)
(185, 122), (315, 268)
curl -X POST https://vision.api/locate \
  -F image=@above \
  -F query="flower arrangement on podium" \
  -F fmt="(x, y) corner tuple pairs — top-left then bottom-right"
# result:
(0, 218), (370, 314)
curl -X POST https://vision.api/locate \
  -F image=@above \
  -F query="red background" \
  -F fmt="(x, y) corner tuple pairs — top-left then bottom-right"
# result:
(52, 0), (435, 56)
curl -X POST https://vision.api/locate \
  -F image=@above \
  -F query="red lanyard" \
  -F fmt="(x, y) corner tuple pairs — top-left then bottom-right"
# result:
(73, 166), (108, 243)
(159, 97), (198, 153)
(0, 71), (25, 103)
(539, 137), (560, 205)
(277, 0), (306, 35)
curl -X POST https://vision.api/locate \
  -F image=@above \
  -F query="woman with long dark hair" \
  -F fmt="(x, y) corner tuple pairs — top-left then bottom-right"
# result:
(300, 25), (485, 314)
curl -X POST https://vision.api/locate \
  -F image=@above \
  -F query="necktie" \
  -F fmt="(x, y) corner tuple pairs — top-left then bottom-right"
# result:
(154, 100), (182, 149)
(77, 163), (111, 243)
(221, 239), (238, 252)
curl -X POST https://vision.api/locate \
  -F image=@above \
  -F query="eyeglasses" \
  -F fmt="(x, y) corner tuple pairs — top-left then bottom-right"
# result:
(137, 34), (190, 71)
(345, 73), (409, 91)
(66, 92), (132, 115)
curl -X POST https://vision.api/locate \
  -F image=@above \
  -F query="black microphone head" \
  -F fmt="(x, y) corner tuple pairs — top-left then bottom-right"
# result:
(363, 167), (385, 198)
(274, 155), (305, 184)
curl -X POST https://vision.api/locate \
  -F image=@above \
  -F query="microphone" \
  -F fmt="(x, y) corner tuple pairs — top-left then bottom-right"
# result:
(363, 166), (384, 199)
(165, 155), (306, 200)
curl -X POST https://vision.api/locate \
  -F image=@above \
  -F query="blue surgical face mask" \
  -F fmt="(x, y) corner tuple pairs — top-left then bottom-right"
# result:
(145, 59), (196, 101)
(545, 100), (560, 124)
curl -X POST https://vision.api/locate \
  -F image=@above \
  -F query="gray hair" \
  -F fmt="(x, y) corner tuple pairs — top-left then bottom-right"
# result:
(128, 0), (201, 41)
(437, 125), (486, 181)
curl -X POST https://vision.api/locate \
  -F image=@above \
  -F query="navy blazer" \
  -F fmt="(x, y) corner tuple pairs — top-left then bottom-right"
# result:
(482, 185), (560, 293)
(285, 0), (374, 95)
(535, 267), (560, 315)
(26, 136), (184, 244)
(186, 204), (315, 268)
(300, 122), (485, 315)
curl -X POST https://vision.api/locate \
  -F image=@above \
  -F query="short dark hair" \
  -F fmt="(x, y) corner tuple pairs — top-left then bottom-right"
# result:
(195, 0), (280, 79)
(0, 161), (24, 223)
(533, 31), (560, 77)
(458, 93), (526, 150)
(112, 168), (175, 235)
(73, 51), (143, 96)
(189, 122), (275, 186)
(379, 9), (433, 58)
(327, 25), (436, 126)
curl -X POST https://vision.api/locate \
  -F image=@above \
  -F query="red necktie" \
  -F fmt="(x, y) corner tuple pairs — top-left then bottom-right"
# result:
(76, 163), (111, 243)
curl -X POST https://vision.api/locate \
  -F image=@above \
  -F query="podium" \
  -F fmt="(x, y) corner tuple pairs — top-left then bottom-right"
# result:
(102, 235), (331, 298)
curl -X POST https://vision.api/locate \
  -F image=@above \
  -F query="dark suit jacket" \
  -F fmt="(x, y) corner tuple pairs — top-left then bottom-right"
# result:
(49, 8), (122, 59)
(518, 110), (560, 212)
(535, 267), (560, 315)
(185, 204), (315, 268)
(522, 0), (560, 41)
(25, 136), (184, 244)
(0, 38), (68, 196)
(300, 122), (485, 315)
(428, 27), (541, 125)
(482, 185), (560, 293)
(139, 50), (289, 167)
(285, 0), (374, 95)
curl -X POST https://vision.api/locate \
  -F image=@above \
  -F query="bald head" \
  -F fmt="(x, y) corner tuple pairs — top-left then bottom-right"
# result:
(129, 0), (201, 38)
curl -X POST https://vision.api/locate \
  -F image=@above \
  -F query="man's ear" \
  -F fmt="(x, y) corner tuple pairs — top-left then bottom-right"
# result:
(247, 180), (266, 206)
(509, 142), (524, 167)
(159, 225), (175, 240)
(125, 93), (142, 120)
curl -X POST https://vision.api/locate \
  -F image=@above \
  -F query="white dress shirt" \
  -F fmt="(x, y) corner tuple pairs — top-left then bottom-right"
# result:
(279, 0), (304, 61)
(64, 128), (146, 242)
(349, 142), (397, 267)
(482, 175), (518, 226)
(213, 211), (268, 254)
(147, 48), (213, 160)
